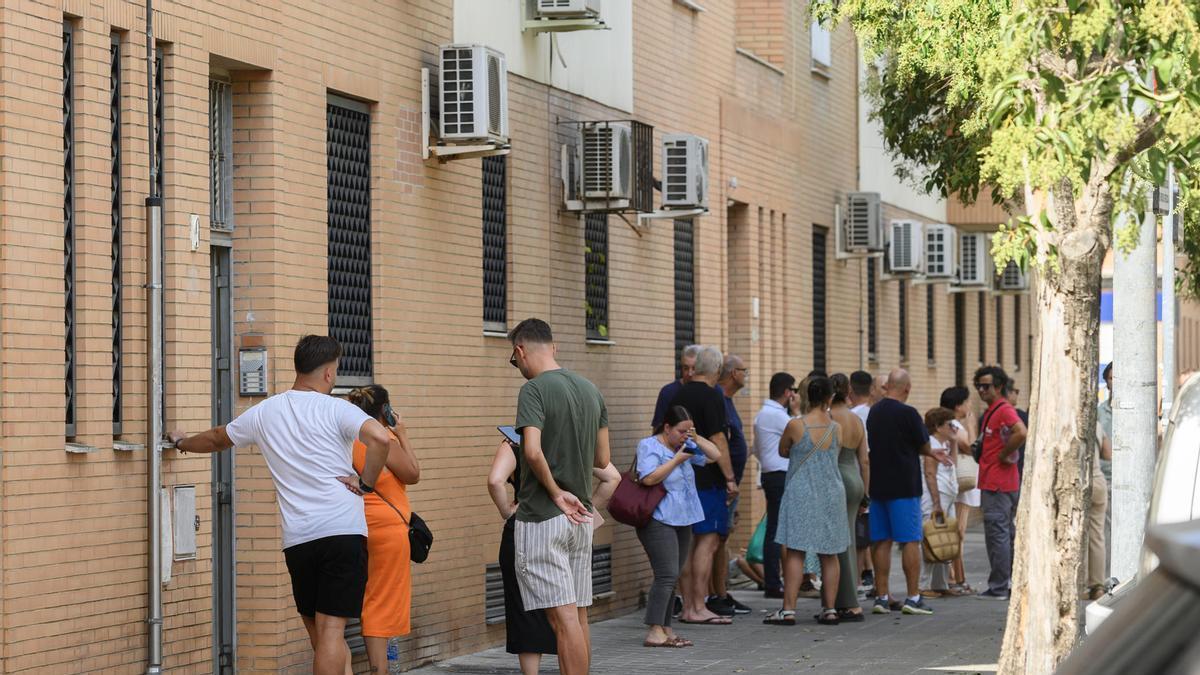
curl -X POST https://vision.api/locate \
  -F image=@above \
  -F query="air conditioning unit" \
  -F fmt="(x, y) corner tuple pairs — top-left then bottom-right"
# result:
(842, 192), (883, 253)
(438, 44), (508, 144)
(886, 220), (922, 274)
(955, 232), (989, 287)
(535, 0), (601, 18)
(995, 260), (1029, 292)
(662, 134), (709, 209)
(581, 122), (632, 200)
(924, 224), (957, 279)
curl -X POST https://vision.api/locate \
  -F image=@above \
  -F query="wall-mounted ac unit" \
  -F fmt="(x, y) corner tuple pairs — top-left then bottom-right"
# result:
(924, 224), (957, 279)
(662, 134), (708, 209)
(955, 232), (989, 287)
(842, 192), (883, 254)
(439, 44), (508, 144)
(535, 0), (601, 18)
(995, 260), (1029, 292)
(581, 122), (632, 200)
(886, 220), (922, 274)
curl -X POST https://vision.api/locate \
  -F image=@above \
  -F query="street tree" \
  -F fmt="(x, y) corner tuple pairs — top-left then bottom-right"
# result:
(812, 0), (1200, 672)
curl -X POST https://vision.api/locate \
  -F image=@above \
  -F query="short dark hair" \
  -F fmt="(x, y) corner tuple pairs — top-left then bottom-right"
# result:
(769, 372), (796, 400)
(940, 386), (970, 409)
(508, 318), (554, 346)
(850, 370), (873, 398)
(653, 405), (693, 435)
(1102, 362), (1112, 380)
(294, 335), (342, 375)
(807, 376), (833, 407)
(925, 407), (957, 434)
(830, 373), (851, 405)
(973, 365), (1010, 395)
(807, 370), (828, 378)
(347, 384), (390, 420)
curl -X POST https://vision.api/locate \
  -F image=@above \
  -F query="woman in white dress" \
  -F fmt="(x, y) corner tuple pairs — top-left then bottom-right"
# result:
(941, 387), (977, 594)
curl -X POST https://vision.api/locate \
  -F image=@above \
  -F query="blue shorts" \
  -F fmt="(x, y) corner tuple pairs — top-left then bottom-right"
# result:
(869, 497), (922, 543)
(724, 494), (740, 535)
(692, 488), (730, 536)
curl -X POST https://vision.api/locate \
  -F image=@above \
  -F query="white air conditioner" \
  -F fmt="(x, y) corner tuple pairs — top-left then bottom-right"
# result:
(842, 192), (883, 253)
(886, 220), (922, 274)
(662, 134), (709, 209)
(924, 224), (957, 279)
(535, 0), (601, 18)
(439, 44), (508, 144)
(581, 122), (632, 200)
(955, 232), (989, 287)
(995, 260), (1029, 292)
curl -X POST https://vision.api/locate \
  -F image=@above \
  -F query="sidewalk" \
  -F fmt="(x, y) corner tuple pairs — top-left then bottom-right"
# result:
(409, 531), (1006, 674)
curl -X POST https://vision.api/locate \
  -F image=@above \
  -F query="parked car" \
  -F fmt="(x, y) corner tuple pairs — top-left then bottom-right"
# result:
(1084, 371), (1200, 635)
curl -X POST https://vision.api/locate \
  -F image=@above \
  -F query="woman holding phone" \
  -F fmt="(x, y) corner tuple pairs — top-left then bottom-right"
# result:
(636, 405), (724, 646)
(347, 385), (421, 675)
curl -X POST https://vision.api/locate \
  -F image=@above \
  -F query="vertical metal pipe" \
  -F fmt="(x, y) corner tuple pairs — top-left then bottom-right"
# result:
(145, 0), (163, 672)
(1162, 167), (1177, 428)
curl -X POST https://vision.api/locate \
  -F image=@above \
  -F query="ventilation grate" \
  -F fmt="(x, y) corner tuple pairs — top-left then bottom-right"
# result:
(812, 227), (828, 373)
(482, 155), (507, 328)
(64, 25), (76, 437)
(327, 102), (373, 381)
(441, 48), (475, 137)
(111, 35), (122, 435)
(485, 563), (505, 624)
(663, 139), (688, 203)
(584, 213), (609, 339)
(674, 218), (695, 364)
(592, 545), (613, 596)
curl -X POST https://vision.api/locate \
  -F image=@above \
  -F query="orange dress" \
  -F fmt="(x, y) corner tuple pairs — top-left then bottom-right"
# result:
(353, 439), (413, 638)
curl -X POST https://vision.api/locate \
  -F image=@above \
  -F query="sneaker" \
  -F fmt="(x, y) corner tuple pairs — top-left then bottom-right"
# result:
(797, 580), (820, 599)
(705, 596), (736, 617)
(724, 594), (752, 615)
(977, 589), (1011, 600)
(902, 598), (934, 615)
(872, 597), (891, 614)
(672, 595), (683, 617)
(861, 570), (875, 587)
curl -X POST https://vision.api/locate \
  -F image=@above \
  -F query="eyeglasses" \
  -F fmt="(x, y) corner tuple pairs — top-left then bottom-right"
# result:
(789, 386), (801, 393)
(735, 368), (749, 374)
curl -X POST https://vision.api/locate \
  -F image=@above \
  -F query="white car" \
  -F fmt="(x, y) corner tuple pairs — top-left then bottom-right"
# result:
(1084, 372), (1200, 634)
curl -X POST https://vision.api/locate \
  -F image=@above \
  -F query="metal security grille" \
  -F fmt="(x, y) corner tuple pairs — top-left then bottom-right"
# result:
(995, 296), (1004, 366)
(674, 219), (695, 363)
(926, 285), (935, 363)
(898, 280), (908, 361)
(955, 293), (966, 385)
(1013, 296), (1022, 370)
(812, 227), (828, 373)
(64, 25), (77, 437)
(632, 121), (654, 213)
(978, 293), (986, 363)
(344, 620), (365, 655)
(111, 35), (122, 435)
(482, 155), (507, 330)
(485, 563), (505, 624)
(154, 46), (163, 199)
(584, 213), (609, 340)
(327, 100), (373, 382)
(867, 258), (877, 359)
(592, 545), (613, 596)
(210, 79), (233, 230)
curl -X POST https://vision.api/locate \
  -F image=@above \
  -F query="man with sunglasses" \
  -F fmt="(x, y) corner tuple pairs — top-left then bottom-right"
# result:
(973, 365), (1027, 600)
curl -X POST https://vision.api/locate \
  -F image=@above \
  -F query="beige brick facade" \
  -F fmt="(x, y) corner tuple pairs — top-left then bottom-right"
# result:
(0, 1), (1036, 673)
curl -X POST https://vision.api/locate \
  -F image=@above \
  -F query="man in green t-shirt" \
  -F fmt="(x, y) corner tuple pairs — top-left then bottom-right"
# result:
(508, 318), (617, 675)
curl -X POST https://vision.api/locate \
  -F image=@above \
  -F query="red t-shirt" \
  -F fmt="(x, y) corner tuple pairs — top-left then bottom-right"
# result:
(978, 399), (1021, 492)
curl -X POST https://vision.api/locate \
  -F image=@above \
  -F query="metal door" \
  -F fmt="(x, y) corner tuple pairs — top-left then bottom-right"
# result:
(211, 245), (236, 673)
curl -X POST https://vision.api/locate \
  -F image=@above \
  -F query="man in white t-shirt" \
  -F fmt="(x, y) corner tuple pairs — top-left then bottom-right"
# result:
(171, 335), (391, 675)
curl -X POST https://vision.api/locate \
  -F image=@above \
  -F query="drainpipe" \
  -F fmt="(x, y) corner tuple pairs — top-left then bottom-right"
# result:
(145, 0), (164, 671)
(1161, 165), (1177, 431)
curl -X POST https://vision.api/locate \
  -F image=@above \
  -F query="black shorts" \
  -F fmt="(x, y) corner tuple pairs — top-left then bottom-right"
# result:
(283, 534), (368, 618)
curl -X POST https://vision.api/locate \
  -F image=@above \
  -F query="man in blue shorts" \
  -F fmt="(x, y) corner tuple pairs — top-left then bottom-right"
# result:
(865, 368), (951, 616)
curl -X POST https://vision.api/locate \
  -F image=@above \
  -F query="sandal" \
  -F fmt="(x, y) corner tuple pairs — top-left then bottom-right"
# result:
(762, 609), (796, 626)
(817, 608), (840, 625)
(837, 609), (865, 622)
(667, 636), (693, 647)
(643, 639), (686, 648)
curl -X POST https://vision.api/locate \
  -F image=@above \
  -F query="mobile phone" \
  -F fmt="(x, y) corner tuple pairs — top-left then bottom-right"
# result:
(498, 425), (522, 447)
(682, 439), (699, 454)
(383, 403), (397, 427)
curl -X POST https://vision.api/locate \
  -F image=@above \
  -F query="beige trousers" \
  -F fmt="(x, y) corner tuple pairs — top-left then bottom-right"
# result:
(1085, 471), (1108, 589)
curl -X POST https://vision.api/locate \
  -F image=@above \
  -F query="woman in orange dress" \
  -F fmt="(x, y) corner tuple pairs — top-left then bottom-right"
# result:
(348, 385), (421, 675)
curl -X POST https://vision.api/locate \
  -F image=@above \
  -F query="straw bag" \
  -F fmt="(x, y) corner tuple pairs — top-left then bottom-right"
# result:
(921, 513), (961, 563)
(956, 454), (979, 492)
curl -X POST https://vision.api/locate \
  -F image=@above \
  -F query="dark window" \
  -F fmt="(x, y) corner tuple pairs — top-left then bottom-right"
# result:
(926, 284), (935, 363)
(898, 280), (908, 361)
(1013, 295), (1022, 370)
(584, 213), (609, 340)
(64, 24), (76, 437)
(154, 46), (164, 199)
(978, 293), (987, 364)
(327, 99), (372, 383)
(866, 258), (877, 359)
(954, 293), (966, 385)
(482, 155), (507, 331)
(111, 35), (122, 435)
(812, 227), (828, 373)
(674, 218), (695, 360)
(995, 296), (1004, 366)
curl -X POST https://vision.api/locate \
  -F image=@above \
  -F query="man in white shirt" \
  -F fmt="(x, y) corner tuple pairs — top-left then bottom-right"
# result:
(171, 335), (392, 675)
(849, 370), (874, 427)
(752, 372), (797, 598)
(849, 370), (876, 590)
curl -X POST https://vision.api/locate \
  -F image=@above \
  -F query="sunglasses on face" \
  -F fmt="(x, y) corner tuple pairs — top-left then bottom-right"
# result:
(509, 349), (519, 369)
(975, 382), (993, 391)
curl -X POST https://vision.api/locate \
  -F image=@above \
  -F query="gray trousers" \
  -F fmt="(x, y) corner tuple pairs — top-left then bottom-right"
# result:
(981, 490), (1019, 593)
(636, 519), (692, 628)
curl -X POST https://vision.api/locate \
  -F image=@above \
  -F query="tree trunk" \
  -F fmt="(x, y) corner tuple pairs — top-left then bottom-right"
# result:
(998, 211), (1106, 674)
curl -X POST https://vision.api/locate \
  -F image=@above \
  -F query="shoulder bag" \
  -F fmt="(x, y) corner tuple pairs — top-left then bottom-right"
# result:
(970, 406), (1000, 463)
(608, 453), (668, 528)
(375, 490), (433, 564)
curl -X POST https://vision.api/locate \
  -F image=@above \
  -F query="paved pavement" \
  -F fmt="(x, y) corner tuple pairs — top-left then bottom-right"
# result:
(409, 531), (1006, 674)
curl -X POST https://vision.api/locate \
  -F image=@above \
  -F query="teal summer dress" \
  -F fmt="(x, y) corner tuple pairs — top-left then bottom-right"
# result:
(775, 422), (850, 557)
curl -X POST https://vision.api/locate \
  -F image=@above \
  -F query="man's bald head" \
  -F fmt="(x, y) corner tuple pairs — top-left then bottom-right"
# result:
(887, 368), (912, 402)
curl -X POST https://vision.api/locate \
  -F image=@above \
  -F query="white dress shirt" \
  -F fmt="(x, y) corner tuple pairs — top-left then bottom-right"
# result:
(753, 399), (792, 474)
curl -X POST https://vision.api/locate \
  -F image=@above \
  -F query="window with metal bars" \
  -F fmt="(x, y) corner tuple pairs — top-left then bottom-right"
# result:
(954, 293), (966, 386)
(482, 155), (507, 331)
(978, 293), (987, 364)
(995, 296), (1004, 366)
(898, 280), (908, 361)
(926, 284), (935, 363)
(111, 34), (122, 436)
(867, 258), (877, 360)
(1013, 296), (1022, 370)
(210, 79), (233, 230)
(674, 219), (695, 363)
(154, 46), (164, 199)
(812, 227), (828, 373)
(64, 24), (77, 438)
(327, 98), (373, 383)
(584, 213), (609, 340)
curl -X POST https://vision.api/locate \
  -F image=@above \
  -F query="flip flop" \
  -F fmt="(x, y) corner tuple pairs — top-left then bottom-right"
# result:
(678, 616), (733, 625)
(643, 639), (686, 648)
(668, 636), (693, 647)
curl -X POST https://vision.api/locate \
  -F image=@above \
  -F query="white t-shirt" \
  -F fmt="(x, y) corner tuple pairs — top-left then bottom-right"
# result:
(850, 403), (870, 428)
(921, 436), (959, 513)
(225, 389), (372, 549)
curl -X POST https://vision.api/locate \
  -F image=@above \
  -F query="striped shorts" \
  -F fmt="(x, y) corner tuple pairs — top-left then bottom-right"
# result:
(513, 515), (594, 611)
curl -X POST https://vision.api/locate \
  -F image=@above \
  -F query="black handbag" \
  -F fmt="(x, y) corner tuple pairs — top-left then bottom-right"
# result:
(375, 490), (433, 564)
(972, 406), (1000, 463)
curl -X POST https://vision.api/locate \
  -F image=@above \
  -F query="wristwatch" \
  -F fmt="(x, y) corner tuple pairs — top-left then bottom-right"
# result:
(358, 479), (375, 494)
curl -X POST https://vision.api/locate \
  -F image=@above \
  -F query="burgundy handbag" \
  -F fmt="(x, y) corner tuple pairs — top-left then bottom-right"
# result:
(607, 454), (668, 528)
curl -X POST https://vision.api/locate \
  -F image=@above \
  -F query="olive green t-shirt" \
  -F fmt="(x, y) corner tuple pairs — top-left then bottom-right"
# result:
(515, 369), (609, 523)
